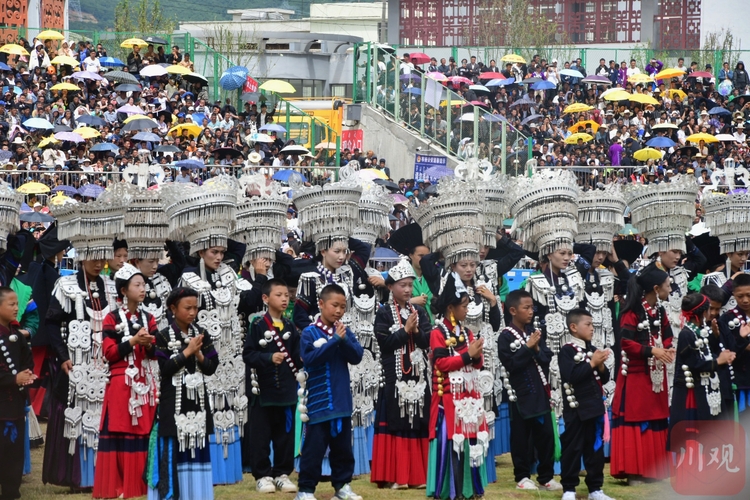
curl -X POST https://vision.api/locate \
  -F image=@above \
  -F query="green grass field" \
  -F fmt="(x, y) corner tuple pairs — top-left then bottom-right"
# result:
(22, 425), (669, 500)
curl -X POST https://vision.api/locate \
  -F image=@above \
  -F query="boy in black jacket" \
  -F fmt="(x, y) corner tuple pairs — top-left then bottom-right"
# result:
(497, 290), (561, 491)
(243, 279), (302, 494)
(559, 309), (613, 500)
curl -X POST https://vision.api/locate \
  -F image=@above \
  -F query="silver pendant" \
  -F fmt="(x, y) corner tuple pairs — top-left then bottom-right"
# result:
(149, 291), (157, 299)
(9, 334), (17, 342)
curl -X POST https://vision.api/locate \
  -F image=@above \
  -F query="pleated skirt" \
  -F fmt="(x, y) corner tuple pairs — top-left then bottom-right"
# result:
(208, 427), (243, 485)
(610, 417), (670, 480)
(146, 433), (214, 500)
(370, 401), (428, 486)
(93, 415), (149, 498)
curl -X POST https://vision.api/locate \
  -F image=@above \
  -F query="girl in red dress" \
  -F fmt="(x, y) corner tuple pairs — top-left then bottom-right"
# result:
(611, 263), (675, 484)
(93, 263), (159, 498)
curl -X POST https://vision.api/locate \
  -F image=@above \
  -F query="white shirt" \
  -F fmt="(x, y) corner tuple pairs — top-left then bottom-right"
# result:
(627, 66), (641, 77)
(83, 56), (101, 73)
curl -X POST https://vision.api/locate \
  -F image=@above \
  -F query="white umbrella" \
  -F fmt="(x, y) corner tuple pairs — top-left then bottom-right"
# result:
(469, 84), (490, 93)
(715, 133), (738, 142)
(560, 69), (585, 78)
(281, 145), (311, 155)
(460, 113), (475, 121)
(140, 65), (167, 78)
(599, 87), (628, 99)
(245, 133), (274, 144)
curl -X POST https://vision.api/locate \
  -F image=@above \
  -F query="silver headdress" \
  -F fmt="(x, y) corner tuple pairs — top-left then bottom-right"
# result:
(623, 174), (698, 253)
(162, 176), (238, 254)
(352, 183), (392, 246)
(703, 191), (750, 254)
(114, 262), (143, 282)
(233, 175), (288, 262)
(508, 169), (579, 256)
(53, 192), (126, 261)
(0, 181), (23, 249)
(577, 184), (626, 252)
(292, 164), (362, 252)
(455, 157), (506, 249)
(387, 255), (416, 283)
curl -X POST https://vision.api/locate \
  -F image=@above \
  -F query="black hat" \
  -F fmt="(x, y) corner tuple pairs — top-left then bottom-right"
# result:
(692, 233), (722, 272)
(613, 239), (643, 266)
(387, 223), (424, 256)
(38, 224), (70, 261)
(113, 238), (128, 251)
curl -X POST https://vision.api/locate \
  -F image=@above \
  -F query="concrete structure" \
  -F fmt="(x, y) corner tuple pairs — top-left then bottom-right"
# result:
(0, 0), (68, 44)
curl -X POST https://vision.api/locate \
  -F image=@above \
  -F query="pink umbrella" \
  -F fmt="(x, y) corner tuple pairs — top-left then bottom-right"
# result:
(391, 193), (408, 204)
(479, 72), (504, 80)
(469, 100), (490, 108)
(426, 72), (447, 82)
(448, 76), (472, 86)
(116, 104), (142, 114)
(408, 52), (431, 65)
(53, 131), (85, 143)
(70, 71), (104, 81)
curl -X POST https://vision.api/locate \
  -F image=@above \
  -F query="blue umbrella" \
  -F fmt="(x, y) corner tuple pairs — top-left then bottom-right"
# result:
(404, 87), (422, 95)
(115, 84), (142, 93)
(259, 123), (286, 133)
(423, 165), (454, 179)
(100, 57), (125, 67)
(486, 78), (515, 87)
(23, 117), (54, 129)
(77, 115), (106, 127)
(708, 107), (730, 115)
(272, 169), (307, 183)
(226, 65), (249, 77)
(90, 142), (120, 153)
(175, 159), (205, 170)
(133, 131), (162, 142)
(373, 247), (399, 260)
(190, 112), (206, 125)
(646, 136), (676, 148)
(531, 80), (556, 90)
(219, 72), (246, 91)
(0, 62), (10, 71)
(483, 114), (507, 122)
(400, 74), (421, 82)
(51, 185), (79, 196)
(79, 184), (105, 198)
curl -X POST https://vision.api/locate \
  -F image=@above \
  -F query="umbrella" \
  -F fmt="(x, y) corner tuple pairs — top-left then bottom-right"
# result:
(651, 123), (677, 131)
(50, 55), (78, 66)
(486, 78), (515, 87)
(715, 134), (737, 142)
(78, 184), (105, 198)
(281, 145), (310, 155)
(646, 136), (676, 147)
(175, 159), (205, 170)
(670, 146), (698, 159)
(17, 182), (50, 194)
(560, 69), (584, 78)
(501, 54), (526, 64)
(633, 148), (664, 161)
(581, 75), (611, 85)
(144, 36), (168, 45)
(38, 136), (60, 148)
(219, 71), (246, 91)
(358, 168), (388, 180)
(509, 97), (536, 107)
(425, 72), (447, 82)
(708, 107), (730, 115)
(0, 62), (9, 71)
(373, 179), (400, 192)
(77, 115), (106, 127)
(90, 142), (120, 152)
(628, 74), (654, 84)
(272, 170), (307, 183)
(423, 165), (454, 179)
(132, 131), (161, 142)
(50, 82), (80, 91)
(104, 70), (139, 85)
(522, 77), (542, 84)
(478, 72), (505, 80)
(123, 113), (151, 123)
(0, 44), (28, 56)
(168, 123), (203, 137)
(655, 68), (685, 80)
(37, 30), (64, 40)
(54, 124), (72, 133)
(157, 110), (174, 123)
(247, 132), (274, 143)
(618, 223), (639, 236)
(404, 88), (422, 95)
(687, 71), (713, 79)
(123, 118), (159, 132)
(667, 89), (687, 100)
(629, 94), (659, 105)
(603, 90), (631, 101)
(212, 147), (243, 159)
(400, 74), (421, 82)
(53, 131), (84, 143)
(686, 133), (719, 144)
(564, 133), (593, 144)
(100, 57), (125, 67)
(562, 103), (593, 114)
(75, 127), (100, 139)
(51, 185), (79, 196)
(259, 123), (286, 133)
(567, 120), (600, 133)
(154, 144), (181, 153)
(459, 113), (476, 122)
(260, 80), (296, 93)
(314, 141), (337, 150)
(114, 84), (143, 93)
(121, 38), (149, 48)
(23, 117), (54, 129)
(521, 114), (543, 125)
(140, 65), (167, 78)
(439, 98), (467, 107)
(408, 52), (431, 65)
(20, 211), (55, 223)
(447, 76), (472, 86)
(391, 193), (408, 204)
(483, 114), (507, 122)
(71, 71), (104, 81)
(183, 73), (208, 85)
(531, 80), (555, 90)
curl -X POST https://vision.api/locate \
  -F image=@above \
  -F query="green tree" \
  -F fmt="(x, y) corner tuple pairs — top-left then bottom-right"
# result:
(112, 0), (175, 59)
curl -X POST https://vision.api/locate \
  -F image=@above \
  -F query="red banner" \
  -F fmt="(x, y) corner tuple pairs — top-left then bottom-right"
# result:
(341, 129), (363, 151)
(243, 76), (259, 94)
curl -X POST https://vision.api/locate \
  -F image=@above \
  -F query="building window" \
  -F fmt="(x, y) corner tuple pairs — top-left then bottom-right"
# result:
(331, 84), (352, 98)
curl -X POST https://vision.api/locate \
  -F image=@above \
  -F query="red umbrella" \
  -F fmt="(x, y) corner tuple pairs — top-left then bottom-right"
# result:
(469, 100), (490, 108)
(448, 76), (472, 86)
(408, 52), (431, 65)
(687, 71), (713, 79)
(479, 72), (505, 80)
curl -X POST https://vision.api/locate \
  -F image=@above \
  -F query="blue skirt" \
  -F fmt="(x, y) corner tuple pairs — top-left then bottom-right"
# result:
(352, 423), (374, 476)
(209, 427), (243, 485)
(147, 436), (214, 500)
(23, 407), (31, 476)
(79, 442), (96, 488)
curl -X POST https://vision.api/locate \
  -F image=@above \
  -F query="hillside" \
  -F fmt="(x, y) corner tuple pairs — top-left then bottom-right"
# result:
(71, 0), (376, 31)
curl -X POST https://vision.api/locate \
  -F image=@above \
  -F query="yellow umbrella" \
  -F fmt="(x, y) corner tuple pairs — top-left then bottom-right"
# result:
(564, 133), (593, 144)
(603, 90), (631, 101)
(17, 181), (50, 194)
(38, 136), (60, 148)
(120, 38), (149, 48)
(633, 148), (664, 161)
(686, 133), (719, 144)
(75, 126), (101, 139)
(0, 44), (28, 56)
(49, 193), (70, 205)
(165, 65), (191, 75)
(501, 54), (526, 64)
(628, 73), (654, 84)
(168, 123), (203, 137)
(629, 94), (660, 105)
(359, 168), (388, 180)
(123, 114), (151, 123)
(50, 55), (79, 66)
(654, 68), (685, 80)
(562, 103), (593, 114)
(50, 82), (80, 91)
(568, 120), (600, 134)
(259, 79), (296, 94)
(37, 30), (65, 41)
(667, 89), (687, 100)
(439, 99), (466, 107)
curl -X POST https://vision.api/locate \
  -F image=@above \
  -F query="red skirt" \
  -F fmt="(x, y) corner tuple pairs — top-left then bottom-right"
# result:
(92, 415), (149, 498)
(371, 432), (429, 486)
(610, 417), (670, 480)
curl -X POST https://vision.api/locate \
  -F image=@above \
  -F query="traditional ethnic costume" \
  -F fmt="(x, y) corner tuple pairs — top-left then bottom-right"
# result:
(43, 196), (124, 488)
(371, 257), (432, 488)
(93, 264), (159, 499)
(719, 306), (750, 413)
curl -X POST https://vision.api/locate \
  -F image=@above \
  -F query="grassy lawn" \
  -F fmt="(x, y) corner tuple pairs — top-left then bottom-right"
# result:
(22, 424), (670, 500)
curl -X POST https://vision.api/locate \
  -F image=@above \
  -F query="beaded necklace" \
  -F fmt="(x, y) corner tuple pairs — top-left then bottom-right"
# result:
(116, 306), (159, 425)
(504, 321), (550, 399)
(390, 301), (416, 375)
(622, 299), (665, 393)
(683, 320), (723, 416)
(563, 337), (599, 409)
(389, 300), (427, 425)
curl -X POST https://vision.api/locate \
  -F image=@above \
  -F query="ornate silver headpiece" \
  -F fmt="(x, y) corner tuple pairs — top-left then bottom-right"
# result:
(508, 169), (579, 256)
(233, 175), (288, 262)
(162, 176), (238, 253)
(114, 262), (142, 282)
(387, 255), (416, 283)
(352, 183), (392, 246)
(577, 184), (626, 252)
(454, 157), (506, 249)
(53, 191), (126, 261)
(0, 181), (23, 249)
(292, 164), (362, 252)
(703, 191), (750, 254)
(623, 174), (698, 253)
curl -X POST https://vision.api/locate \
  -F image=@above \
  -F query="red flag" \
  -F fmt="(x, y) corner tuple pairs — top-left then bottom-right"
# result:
(243, 76), (258, 93)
